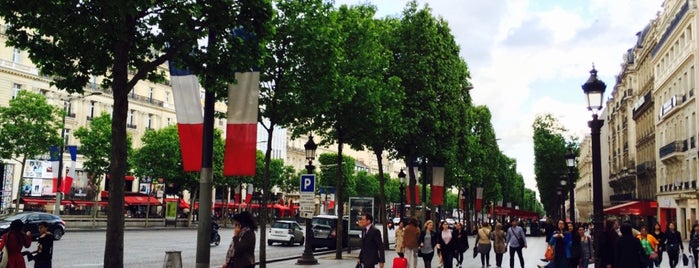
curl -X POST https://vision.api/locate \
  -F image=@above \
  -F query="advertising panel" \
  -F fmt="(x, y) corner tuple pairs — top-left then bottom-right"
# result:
(348, 197), (374, 236)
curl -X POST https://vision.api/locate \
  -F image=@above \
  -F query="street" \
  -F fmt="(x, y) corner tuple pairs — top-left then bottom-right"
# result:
(33, 227), (691, 268)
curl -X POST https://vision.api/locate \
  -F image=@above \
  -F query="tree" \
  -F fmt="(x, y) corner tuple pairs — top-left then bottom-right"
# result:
(0, 1), (272, 266)
(74, 112), (133, 225)
(533, 113), (569, 219)
(0, 90), (62, 211)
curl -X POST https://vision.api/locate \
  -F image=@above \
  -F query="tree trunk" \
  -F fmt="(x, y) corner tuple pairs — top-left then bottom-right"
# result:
(104, 46), (129, 267)
(375, 150), (389, 249)
(259, 124), (276, 268)
(335, 138), (344, 259)
(407, 157), (416, 218)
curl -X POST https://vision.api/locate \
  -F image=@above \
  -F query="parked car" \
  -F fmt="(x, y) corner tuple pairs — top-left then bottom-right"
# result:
(0, 212), (65, 240)
(267, 220), (304, 246)
(310, 215), (348, 250)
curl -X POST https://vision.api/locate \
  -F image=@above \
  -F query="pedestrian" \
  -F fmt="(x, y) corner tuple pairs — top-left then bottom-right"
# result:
(664, 222), (682, 268)
(689, 224), (699, 268)
(505, 219), (526, 268)
(615, 223), (645, 268)
(403, 218), (421, 268)
(577, 225), (593, 268)
(32, 222), (54, 268)
(491, 223), (506, 268)
(436, 220), (456, 268)
(0, 219), (32, 268)
(419, 220), (438, 268)
(223, 211), (257, 268)
(539, 220), (570, 268)
(453, 222), (469, 268)
(358, 213), (385, 268)
(600, 220), (619, 268)
(477, 222), (492, 268)
(396, 220), (405, 258)
(567, 222), (581, 268)
(638, 225), (659, 268)
(650, 222), (666, 267)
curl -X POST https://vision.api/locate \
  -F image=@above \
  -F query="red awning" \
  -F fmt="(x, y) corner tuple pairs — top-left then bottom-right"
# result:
(124, 196), (161, 206)
(22, 198), (49, 206)
(604, 201), (658, 216)
(71, 200), (108, 207)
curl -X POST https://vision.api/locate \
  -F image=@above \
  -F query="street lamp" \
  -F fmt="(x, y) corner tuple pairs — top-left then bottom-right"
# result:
(55, 91), (102, 215)
(398, 169), (406, 219)
(559, 177), (567, 221)
(298, 135), (318, 265)
(565, 149), (577, 223)
(582, 66), (606, 268)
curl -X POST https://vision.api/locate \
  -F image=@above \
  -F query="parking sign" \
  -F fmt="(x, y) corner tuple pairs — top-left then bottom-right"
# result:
(300, 174), (315, 193)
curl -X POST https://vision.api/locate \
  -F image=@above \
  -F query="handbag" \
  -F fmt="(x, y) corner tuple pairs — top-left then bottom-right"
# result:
(544, 245), (555, 261)
(510, 227), (524, 247)
(355, 263), (363, 268)
(472, 245), (478, 258)
(683, 253), (689, 266)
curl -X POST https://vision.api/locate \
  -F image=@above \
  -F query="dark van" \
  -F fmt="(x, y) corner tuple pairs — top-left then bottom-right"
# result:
(310, 215), (349, 250)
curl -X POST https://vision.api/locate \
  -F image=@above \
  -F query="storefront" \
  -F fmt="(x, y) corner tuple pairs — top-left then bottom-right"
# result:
(603, 200), (658, 228)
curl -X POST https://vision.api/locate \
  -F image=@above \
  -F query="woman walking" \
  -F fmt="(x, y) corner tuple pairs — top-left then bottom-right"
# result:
(650, 223), (666, 267)
(577, 225), (593, 268)
(436, 221), (457, 268)
(689, 224), (699, 268)
(539, 220), (570, 268)
(491, 223), (506, 268)
(664, 222), (682, 268)
(567, 223), (581, 268)
(477, 222), (493, 268)
(419, 220), (438, 268)
(615, 223), (645, 268)
(453, 222), (469, 268)
(396, 220), (405, 258)
(0, 219), (32, 268)
(223, 211), (257, 268)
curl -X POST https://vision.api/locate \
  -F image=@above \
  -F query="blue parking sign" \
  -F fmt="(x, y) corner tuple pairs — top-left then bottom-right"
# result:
(300, 174), (315, 193)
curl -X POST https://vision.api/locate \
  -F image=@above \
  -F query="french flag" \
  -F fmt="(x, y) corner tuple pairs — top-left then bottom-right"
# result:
(475, 186), (483, 212)
(62, 145), (77, 193)
(169, 62), (204, 172)
(431, 166), (444, 205)
(223, 71), (259, 176)
(49, 146), (59, 193)
(245, 184), (254, 203)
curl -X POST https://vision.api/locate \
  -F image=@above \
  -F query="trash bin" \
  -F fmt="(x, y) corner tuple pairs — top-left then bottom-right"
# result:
(163, 251), (182, 268)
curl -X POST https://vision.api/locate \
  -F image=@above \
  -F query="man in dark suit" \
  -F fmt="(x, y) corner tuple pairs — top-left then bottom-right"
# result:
(358, 213), (385, 268)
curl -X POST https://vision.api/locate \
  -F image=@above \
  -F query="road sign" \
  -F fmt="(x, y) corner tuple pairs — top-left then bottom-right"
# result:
(299, 174), (315, 217)
(300, 174), (315, 193)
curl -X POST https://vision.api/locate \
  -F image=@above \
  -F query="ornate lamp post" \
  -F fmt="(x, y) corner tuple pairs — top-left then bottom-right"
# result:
(582, 66), (606, 268)
(55, 91), (102, 215)
(298, 135), (318, 265)
(565, 149), (577, 222)
(398, 169), (406, 219)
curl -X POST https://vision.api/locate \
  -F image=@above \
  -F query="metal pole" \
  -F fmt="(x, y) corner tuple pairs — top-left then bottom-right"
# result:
(297, 163), (318, 265)
(399, 183), (405, 219)
(569, 171), (576, 223)
(195, 85), (215, 268)
(54, 100), (68, 216)
(590, 114), (604, 268)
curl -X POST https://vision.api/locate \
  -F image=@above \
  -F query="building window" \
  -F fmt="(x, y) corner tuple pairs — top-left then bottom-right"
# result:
(167, 117), (171, 125)
(128, 109), (134, 125)
(149, 87), (154, 103)
(11, 83), (21, 99)
(147, 114), (153, 129)
(130, 90), (136, 98)
(64, 129), (71, 145)
(12, 48), (20, 63)
(88, 101), (96, 120)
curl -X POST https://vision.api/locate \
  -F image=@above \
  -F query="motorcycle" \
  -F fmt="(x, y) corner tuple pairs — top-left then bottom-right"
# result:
(211, 220), (221, 246)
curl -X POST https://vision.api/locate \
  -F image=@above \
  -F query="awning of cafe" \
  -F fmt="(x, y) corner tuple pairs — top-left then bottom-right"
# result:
(71, 200), (108, 207)
(603, 201), (658, 216)
(19, 198), (72, 206)
(124, 195), (161, 206)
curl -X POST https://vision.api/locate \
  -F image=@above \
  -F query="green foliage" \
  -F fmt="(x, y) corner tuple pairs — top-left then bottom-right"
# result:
(74, 112), (133, 184)
(533, 114), (570, 218)
(0, 91), (62, 161)
(318, 153), (356, 202)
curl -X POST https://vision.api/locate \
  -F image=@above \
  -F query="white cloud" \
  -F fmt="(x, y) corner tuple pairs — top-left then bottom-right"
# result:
(335, 0), (662, 194)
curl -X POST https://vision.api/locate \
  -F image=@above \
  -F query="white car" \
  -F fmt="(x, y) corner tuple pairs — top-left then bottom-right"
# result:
(268, 220), (304, 246)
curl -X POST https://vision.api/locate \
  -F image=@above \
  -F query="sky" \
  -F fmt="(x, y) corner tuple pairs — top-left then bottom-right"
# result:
(333, 0), (664, 193)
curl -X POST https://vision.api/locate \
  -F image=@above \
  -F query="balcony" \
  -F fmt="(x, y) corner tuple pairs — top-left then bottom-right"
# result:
(636, 161), (656, 176)
(659, 140), (687, 163)
(658, 181), (697, 193)
(610, 193), (634, 203)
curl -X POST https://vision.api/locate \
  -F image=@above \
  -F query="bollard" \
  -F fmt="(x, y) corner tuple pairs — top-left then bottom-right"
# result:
(163, 251), (182, 268)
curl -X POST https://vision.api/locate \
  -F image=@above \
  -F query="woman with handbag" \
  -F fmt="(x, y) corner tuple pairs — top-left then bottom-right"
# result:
(650, 223), (666, 267)
(419, 220), (438, 268)
(453, 222), (469, 268)
(436, 221), (457, 268)
(0, 219), (32, 268)
(477, 222), (492, 268)
(395, 220), (405, 258)
(577, 225), (593, 268)
(637, 226), (659, 268)
(665, 222), (683, 268)
(539, 220), (570, 268)
(491, 223), (507, 268)
(403, 218), (421, 268)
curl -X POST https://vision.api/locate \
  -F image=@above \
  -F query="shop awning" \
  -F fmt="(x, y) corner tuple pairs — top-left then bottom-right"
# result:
(71, 200), (108, 207)
(124, 196), (161, 206)
(604, 201), (658, 216)
(21, 198), (50, 206)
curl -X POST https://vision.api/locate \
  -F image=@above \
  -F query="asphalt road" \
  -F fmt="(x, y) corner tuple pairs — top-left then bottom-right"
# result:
(39, 225), (396, 267)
